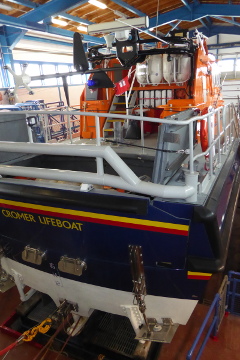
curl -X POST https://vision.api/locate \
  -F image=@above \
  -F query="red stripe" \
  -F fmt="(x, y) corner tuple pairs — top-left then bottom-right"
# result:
(188, 275), (211, 280)
(0, 202), (188, 236)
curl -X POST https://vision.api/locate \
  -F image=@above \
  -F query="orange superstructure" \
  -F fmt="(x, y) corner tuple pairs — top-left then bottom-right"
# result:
(79, 59), (127, 138)
(79, 30), (223, 140)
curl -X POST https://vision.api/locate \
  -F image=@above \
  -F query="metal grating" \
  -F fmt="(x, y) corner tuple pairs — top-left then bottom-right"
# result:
(27, 300), (57, 323)
(91, 312), (138, 357)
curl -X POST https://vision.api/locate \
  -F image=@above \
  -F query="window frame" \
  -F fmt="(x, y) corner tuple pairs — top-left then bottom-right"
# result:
(0, 60), (87, 90)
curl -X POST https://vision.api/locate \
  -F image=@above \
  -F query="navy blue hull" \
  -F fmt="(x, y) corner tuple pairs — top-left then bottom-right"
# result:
(0, 143), (239, 302)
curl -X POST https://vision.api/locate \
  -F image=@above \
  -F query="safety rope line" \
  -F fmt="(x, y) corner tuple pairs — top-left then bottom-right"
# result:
(54, 315), (82, 360)
(0, 339), (20, 356)
(32, 314), (72, 360)
(105, 139), (189, 154)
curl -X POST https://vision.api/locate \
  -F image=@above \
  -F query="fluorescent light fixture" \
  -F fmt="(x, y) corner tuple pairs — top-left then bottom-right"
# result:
(149, 28), (154, 31)
(88, 0), (107, 9)
(88, 16), (149, 35)
(0, 3), (13, 10)
(77, 25), (88, 32)
(51, 18), (68, 26)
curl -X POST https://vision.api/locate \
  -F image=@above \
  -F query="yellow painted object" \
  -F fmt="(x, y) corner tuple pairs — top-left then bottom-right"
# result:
(22, 317), (52, 342)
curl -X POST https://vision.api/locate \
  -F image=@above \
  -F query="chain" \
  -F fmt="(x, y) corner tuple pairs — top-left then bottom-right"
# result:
(22, 318), (52, 342)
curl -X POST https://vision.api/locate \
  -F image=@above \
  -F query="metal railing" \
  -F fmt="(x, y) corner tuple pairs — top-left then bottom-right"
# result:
(226, 271), (240, 315)
(0, 103), (238, 202)
(186, 275), (228, 360)
(40, 105), (80, 142)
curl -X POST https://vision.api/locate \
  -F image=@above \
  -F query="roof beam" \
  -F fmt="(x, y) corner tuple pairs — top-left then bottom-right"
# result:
(3, 26), (26, 49)
(7, 1), (92, 27)
(166, 20), (181, 36)
(169, 20), (181, 29)
(58, 12), (93, 26)
(0, 14), (104, 44)
(205, 16), (212, 25)
(194, 4), (240, 18)
(212, 16), (240, 27)
(199, 18), (208, 29)
(149, 4), (240, 28)
(0, 13), (48, 32)
(6, 0), (37, 8)
(180, 0), (192, 12)
(0, 29), (15, 87)
(108, 0), (146, 17)
(195, 25), (240, 37)
(20, 0), (88, 23)
(9, 0), (144, 24)
(149, 7), (189, 28)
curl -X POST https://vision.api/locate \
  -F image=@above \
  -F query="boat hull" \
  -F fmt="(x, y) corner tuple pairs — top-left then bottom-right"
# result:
(1, 258), (198, 325)
(0, 140), (239, 325)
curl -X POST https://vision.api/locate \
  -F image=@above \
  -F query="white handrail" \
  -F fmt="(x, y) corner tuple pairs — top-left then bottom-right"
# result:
(0, 102), (237, 203)
(0, 142), (195, 200)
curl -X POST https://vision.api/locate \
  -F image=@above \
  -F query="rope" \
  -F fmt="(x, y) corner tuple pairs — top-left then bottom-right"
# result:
(105, 139), (188, 154)
(32, 314), (72, 360)
(0, 341), (19, 356)
(54, 315), (83, 360)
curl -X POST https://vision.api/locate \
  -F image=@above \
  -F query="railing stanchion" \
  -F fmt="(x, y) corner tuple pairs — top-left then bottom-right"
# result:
(229, 105), (232, 145)
(217, 110), (221, 166)
(140, 104), (145, 154)
(222, 105), (227, 153)
(207, 113), (213, 178)
(67, 107), (73, 144)
(95, 115), (104, 176)
(189, 121), (194, 174)
(43, 113), (49, 142)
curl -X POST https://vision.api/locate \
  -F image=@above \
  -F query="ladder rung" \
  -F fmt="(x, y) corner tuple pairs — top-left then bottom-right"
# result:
(104, 128), (114, 131)
(107, 119), (125, 122)
(113, 102), (126, 105)
(110, 110), (126, 114)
